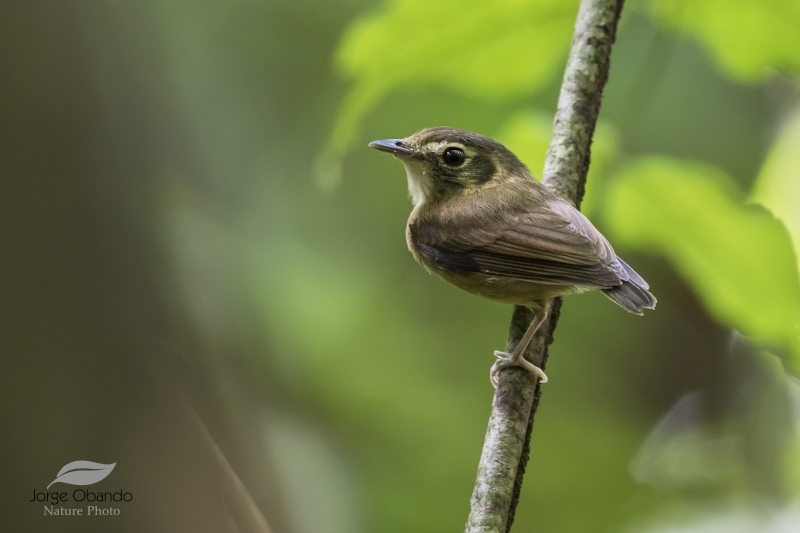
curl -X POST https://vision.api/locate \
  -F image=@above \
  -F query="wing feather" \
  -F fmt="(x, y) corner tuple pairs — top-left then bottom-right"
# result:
(412, 185), (626, 289)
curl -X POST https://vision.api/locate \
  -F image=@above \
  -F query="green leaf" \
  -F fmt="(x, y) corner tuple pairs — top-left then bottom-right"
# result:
(650, 0), (800, 80)
(496, 111), (553, 179)
(751, 109), (800, 266)
(323, 0), (580, 174)
(604, 157), (800, 361)
(337, 0), (578, 99)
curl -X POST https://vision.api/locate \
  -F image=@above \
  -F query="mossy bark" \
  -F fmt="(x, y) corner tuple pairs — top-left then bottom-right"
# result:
(465, 1), (626, 531)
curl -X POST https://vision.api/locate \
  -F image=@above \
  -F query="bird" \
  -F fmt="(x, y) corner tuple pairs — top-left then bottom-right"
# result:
(369, 127), (655, 387)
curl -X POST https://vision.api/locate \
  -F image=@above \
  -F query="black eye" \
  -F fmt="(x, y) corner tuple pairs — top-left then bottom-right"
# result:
(442, 147), (466, 166)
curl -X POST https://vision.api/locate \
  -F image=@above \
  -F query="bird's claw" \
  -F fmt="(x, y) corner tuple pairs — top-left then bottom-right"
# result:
(489, 350), (548, 388)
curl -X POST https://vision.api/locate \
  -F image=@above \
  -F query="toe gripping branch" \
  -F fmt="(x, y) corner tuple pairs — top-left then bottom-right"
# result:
(489, 310), (549, 388)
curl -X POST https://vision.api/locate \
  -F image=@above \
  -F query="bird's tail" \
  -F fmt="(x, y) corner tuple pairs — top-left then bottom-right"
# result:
(602, 281), (657, 315)
(602, 258), (656, 315)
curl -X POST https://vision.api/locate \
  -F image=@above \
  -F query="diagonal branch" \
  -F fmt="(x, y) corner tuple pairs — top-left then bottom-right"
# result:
(465, 1), (626, 531)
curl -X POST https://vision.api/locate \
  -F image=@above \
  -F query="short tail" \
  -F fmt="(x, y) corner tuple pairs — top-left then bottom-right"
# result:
(603, 258), (656, 314)
(603, 281), (657, 315)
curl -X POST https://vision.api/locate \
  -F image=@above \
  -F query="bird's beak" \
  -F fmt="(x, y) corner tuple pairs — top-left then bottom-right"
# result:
(368, 138), (420, 159)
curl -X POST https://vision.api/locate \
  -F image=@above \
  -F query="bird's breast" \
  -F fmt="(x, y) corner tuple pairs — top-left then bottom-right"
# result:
(405, 208), (429, 272)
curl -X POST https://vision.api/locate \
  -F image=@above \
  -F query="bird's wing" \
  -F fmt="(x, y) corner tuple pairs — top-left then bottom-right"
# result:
(413, 196), (626, 288)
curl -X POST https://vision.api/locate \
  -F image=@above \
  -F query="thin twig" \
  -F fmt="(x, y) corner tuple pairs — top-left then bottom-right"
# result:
(465, 1), (626, 531)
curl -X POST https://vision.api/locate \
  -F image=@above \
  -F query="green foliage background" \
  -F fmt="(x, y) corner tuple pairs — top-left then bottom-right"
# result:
(4, 0), (800, 532)
(164, 0), (800, 531)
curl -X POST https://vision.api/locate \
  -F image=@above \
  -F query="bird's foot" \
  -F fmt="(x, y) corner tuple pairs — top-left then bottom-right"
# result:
(490, 350), (548, 388)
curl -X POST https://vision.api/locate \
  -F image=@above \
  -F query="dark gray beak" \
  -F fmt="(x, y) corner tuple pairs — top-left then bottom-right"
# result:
(368, 138), (420, 158)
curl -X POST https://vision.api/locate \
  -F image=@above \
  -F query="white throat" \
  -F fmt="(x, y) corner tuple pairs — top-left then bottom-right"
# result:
(403, 164), (431, 206)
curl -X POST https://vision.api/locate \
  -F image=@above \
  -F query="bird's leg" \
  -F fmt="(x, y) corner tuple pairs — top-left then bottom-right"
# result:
(490, 311), (548, 388)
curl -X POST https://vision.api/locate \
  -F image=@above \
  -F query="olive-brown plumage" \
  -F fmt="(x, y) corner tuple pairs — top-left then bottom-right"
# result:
(370, 127), (655, 386)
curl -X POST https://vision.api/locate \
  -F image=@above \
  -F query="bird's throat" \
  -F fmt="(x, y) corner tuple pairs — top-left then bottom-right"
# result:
(404, 165), (430, 207)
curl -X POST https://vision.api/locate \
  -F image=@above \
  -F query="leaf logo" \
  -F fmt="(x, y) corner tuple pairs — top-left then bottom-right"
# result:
(47, 461), (116, 489)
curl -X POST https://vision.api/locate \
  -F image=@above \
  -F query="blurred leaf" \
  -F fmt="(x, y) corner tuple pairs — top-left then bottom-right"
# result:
(337, 0), (579, 99)
(604, 157), (800, 361)
(629, 392), (745, 490)
(496, 110), (553, 179)
(751, 109), (800, 266)
(650, 0), (800, 80)
(497, 110), (619, 215)
(323, 0), (580, 175)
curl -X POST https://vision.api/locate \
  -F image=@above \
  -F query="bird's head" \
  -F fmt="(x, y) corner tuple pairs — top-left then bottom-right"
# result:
(369, 127), (531, 206)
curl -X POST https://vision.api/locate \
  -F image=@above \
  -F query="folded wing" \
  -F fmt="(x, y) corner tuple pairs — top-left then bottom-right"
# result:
(413, 193), (627, 289)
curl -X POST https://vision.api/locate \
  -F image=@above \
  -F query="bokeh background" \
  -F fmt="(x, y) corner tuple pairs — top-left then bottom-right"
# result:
(2, 0), (800, 532)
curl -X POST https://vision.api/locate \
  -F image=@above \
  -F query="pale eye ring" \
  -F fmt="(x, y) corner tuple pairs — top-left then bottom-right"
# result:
(442, 147), (466, 167)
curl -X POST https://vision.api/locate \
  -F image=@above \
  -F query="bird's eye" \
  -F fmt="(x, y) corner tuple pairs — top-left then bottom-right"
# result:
(442, 147), (466, 167)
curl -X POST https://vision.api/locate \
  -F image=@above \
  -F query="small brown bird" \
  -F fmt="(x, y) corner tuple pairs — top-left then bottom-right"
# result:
(370, 127), (655, 387)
